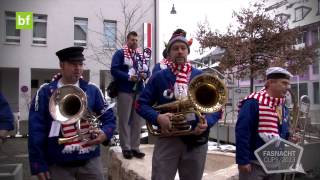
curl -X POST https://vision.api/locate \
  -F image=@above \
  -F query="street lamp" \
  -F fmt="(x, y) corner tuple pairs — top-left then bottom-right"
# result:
(170, 4), (177, 14)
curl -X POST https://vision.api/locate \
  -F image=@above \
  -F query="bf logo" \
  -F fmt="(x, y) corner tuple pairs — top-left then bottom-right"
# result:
(16, 12), (33, 29)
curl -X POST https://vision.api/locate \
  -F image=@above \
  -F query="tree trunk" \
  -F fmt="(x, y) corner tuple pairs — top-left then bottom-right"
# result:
(250, 58), (254, 93)
(250, 70), (254, 93)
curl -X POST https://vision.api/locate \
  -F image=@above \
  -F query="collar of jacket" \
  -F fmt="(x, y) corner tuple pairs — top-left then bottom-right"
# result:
(49, 79), (89, 92)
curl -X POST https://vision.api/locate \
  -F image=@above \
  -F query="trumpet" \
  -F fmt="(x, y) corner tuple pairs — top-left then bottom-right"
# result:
(147, 73), (227, 137)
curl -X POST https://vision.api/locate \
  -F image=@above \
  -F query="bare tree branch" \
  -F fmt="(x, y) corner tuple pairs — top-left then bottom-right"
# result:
(196, 2), (317, 92)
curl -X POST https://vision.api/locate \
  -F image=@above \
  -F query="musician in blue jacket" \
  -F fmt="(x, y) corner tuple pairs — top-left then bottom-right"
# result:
(236, 67), (292, 180)
(0, 92), (14, 144)
(28, 46), (116, 180)
(111, 31), (149, 159)
(136, 30), (222, 180)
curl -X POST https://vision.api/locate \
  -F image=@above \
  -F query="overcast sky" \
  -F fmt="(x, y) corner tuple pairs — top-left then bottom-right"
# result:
(158, 0), (255, 60)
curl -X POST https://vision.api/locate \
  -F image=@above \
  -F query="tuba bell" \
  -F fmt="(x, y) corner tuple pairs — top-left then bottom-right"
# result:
(49, 85), (100, 144)
(147, 73), (227, 137)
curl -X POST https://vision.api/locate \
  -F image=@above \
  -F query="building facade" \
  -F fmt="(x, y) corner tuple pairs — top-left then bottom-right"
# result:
(0, 0), (158, 120)
(264, 0), (320, 123)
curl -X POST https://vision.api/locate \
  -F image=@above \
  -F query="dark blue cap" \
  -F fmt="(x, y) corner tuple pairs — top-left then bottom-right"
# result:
(56, 46), (85, 62)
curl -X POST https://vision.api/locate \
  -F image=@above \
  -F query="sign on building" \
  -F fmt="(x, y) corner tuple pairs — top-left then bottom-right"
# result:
(254, 138), (304, 174)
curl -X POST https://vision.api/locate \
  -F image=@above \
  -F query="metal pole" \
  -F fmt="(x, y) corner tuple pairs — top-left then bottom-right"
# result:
(232, 74), (235, 124)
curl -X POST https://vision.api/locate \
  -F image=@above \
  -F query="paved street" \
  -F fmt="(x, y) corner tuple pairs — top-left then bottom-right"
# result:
(0, 136), (237, 180)
(0, 137), (111, 180)
(0, 137), (35, 180)
(2, 136), (319, 180)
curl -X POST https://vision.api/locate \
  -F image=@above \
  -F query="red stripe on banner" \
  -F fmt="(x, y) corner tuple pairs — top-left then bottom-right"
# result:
(147, 23), (152, 48)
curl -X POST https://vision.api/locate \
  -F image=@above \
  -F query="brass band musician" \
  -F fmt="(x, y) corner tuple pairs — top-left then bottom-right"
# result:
(28, 46), (116, 180)
(136, 29), (223, 180)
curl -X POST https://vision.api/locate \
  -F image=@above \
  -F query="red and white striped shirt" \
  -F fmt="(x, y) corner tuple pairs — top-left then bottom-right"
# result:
(239, 88), (285, 142)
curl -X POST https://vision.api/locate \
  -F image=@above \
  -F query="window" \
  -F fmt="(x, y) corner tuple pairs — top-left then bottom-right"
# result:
(103, 20), (117, 48)
(296, 31), (307, 45)
(294, 6), (311, 22)
(5, 11), (20, 43)
(74, 17), (88, 47)
(311, 26), (320, 46)
(313, 82), (319, 104)
(291, 83), (308, 99)
(33, 14), (47, 45)
(295, 8), (303, 21)
(312, 59), (319, 75)
(31, 80), (39, 88)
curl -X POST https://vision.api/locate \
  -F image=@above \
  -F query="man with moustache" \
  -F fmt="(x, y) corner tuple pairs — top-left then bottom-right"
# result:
(136, 30), (222, 180)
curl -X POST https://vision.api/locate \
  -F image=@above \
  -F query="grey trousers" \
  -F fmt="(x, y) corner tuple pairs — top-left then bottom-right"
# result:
(117, 92), (142, 151)
(239, 163), (281, 180)
(152, 137), (208, 180)
(49, 156), (104, 180)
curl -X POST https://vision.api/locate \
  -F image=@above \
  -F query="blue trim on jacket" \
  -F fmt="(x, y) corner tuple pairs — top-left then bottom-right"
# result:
(28, 79), (116, 175)
(0, 92), (14, 131)
(111, 49), (149, 93)
(235, 99), (290, 165)
(136, 68), (221, 130)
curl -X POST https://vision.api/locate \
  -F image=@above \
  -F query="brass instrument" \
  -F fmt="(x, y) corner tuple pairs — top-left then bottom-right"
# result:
(287, 89), (299, 134)
(147, 73), (227, 137)
(49, 85), (100, 144)
(287, 89), (311, 144)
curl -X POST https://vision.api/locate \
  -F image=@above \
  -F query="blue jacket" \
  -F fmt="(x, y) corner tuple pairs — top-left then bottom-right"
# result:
(0, 92), (14, 131)
(111, 49), (149, 93)
(235, 99), (290, 165)
(28, 79), (116, 175)
(151, 63), (162, 75)
(136, 68), (221, 130)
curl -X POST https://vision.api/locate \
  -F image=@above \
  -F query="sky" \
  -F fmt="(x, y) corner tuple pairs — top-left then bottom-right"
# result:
(158, 0), (254, 60)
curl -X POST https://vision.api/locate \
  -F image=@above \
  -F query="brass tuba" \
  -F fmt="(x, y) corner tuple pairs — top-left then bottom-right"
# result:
(147, 73), (227, 137)
(49, 85), (99, 144)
